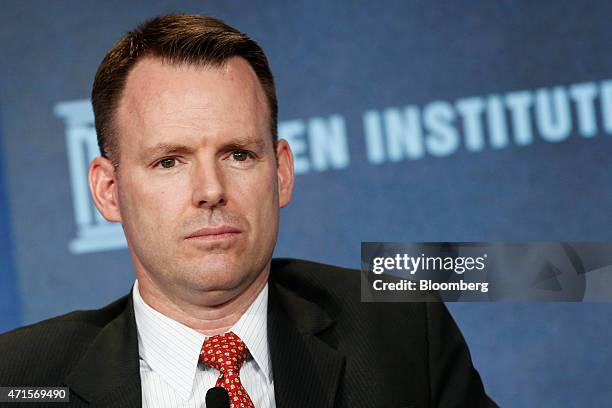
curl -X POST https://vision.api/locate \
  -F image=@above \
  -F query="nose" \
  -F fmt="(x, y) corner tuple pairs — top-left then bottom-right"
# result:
(191, 160), (226, 209)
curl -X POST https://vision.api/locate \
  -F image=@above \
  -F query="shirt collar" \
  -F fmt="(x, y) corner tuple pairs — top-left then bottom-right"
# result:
(132, 280), (271, 400)
(231, 283), (271, 382)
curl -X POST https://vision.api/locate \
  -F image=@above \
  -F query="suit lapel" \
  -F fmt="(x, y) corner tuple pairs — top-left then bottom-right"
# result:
(268, 280), (346, 408)
(64, 294), (142, 407)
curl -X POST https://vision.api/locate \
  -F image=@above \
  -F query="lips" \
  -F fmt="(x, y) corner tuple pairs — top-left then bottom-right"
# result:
(185, 225), (242, 240)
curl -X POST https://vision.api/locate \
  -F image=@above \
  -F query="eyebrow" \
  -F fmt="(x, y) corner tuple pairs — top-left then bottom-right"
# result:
(222, 137), (267, 152)
(141, 143), (195, 160)
(141, 137), (268, 159)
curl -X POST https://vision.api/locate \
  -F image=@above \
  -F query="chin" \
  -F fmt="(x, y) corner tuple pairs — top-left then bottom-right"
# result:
(187, 262), (251, 291)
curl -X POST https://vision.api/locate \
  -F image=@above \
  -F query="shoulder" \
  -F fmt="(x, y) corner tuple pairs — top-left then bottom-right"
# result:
(0, 294), (131, 385)
(269, 258), (459, 347)
(270, 259), (494, 406)
(270, 257), (432, 304)
(271, 257), (359, 291)
(270, 257), (429, 327)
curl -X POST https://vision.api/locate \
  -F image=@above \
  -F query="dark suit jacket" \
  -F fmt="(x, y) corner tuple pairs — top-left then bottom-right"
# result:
(0, 259), (497, 407)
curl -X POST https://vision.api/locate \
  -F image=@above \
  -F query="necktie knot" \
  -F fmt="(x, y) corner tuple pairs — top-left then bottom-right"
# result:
(199, 331), (249, 374)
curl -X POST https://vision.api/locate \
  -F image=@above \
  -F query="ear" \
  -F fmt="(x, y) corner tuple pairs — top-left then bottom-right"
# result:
(275, 139), (294, 208)
(88, 156), (122, 222)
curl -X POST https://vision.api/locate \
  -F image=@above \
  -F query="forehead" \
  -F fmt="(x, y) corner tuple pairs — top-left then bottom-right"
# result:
(115, 56), (271, 152)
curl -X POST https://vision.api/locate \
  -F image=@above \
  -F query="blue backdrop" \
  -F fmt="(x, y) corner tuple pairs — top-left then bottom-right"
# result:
(2, 1), (612, 406)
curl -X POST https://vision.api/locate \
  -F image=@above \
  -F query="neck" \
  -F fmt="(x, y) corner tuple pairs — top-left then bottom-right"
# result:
(136, 265), (269, 336)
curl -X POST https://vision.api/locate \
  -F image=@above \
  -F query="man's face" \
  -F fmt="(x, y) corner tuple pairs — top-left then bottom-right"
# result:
(104, 56), (292, 304)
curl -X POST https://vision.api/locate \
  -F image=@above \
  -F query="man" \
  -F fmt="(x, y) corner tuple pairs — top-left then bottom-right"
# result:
(0, 14), (497, 407)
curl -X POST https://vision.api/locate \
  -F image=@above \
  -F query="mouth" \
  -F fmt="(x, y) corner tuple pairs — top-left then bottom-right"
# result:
(185, 225), (242, 241)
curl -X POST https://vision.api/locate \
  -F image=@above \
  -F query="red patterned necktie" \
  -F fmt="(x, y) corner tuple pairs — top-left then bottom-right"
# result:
(199, 331), (255, 408)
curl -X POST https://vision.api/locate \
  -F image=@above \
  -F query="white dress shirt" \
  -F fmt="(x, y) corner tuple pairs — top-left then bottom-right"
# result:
(133, 280), (276, 407)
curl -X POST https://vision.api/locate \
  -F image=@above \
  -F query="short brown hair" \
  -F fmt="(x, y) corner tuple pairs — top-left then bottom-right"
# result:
(91, 14), (277, 165)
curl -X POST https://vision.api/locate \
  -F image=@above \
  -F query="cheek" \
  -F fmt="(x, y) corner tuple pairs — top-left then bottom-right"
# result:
(120, 176), (185, 230)
(248, 176), (279, 234)
(231, 167), (278, 205)
(225, 168), (278, 227)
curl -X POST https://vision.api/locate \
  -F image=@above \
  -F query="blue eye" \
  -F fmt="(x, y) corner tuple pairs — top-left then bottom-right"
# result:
(159, 158), (176, 168)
